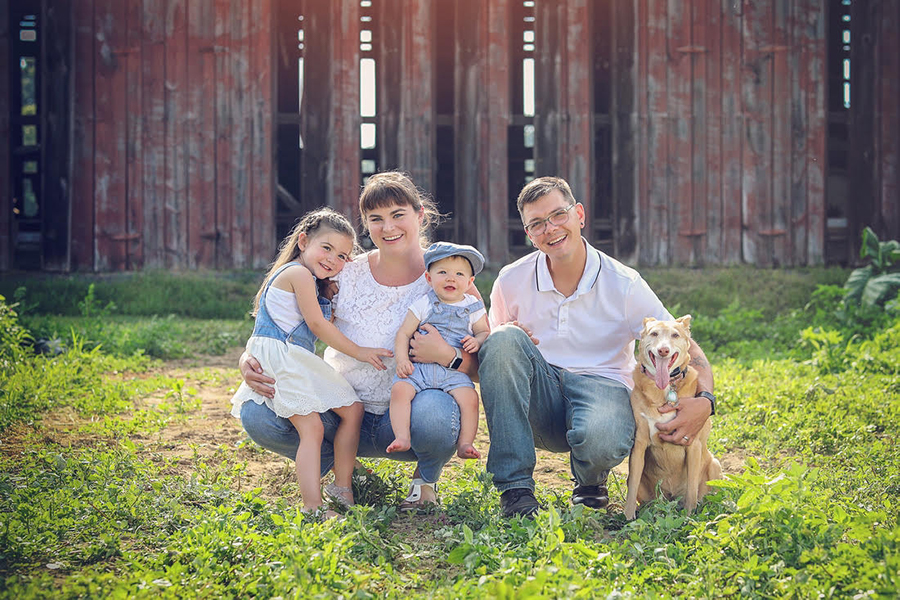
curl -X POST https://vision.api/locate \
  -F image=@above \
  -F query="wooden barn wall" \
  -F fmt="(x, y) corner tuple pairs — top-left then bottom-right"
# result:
(68, 0), (274, 271)
(636, 0), (826, 266)
(848, 0), (900, 258)
(0, 0), (9, 271)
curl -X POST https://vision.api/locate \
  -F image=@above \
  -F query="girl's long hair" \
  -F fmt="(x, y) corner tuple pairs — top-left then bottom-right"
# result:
(252, 207), (358, 315)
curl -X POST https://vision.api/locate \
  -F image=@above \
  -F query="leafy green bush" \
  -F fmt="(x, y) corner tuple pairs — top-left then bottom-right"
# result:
(844, 227), (900, 308)
(0, 295), (32, 373)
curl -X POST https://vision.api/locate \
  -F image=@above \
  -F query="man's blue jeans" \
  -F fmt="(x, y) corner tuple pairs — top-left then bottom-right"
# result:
(239, 388), (459, 484)
(478, 324), (635, 492)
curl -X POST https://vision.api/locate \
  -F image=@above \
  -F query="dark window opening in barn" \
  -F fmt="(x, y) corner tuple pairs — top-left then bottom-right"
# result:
(591, 0), (613, 255)
(360, 0), (377, 187)
(433, 0), (457, 243)
(826, 0), (852, 263)
(275, 0), (305, 242)
(507, 0), (537, 255)
(9, 6), (41, 269)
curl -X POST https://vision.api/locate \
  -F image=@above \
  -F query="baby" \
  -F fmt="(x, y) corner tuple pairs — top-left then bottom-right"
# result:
(386, 242), (489, 459)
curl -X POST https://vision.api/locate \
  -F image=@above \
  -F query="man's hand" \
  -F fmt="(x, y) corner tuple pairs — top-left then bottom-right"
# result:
(507, 321), (539, 345)
(239, 351), (276, 399)
(656, 395), (711, 446)
(409, 324), (453, 365)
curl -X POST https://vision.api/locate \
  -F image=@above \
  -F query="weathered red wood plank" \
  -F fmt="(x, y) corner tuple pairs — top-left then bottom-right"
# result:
(187, 0), (217, 268)
(453, 0), (481, 247)
(401, 0), (435, 196)
(0, 0), (11, 270)
(668, 0), (693, 264)
(71, 0), (95, 271)
(699, 0), (722, 265)
(879, 0), (900, 238)
(378, 0), (402, 170)
(563, 0), (592, 230)
(612, 0), (637, 263)
(329, 1), (359, 220)
(484, 0), (509, 265)
(125, 0), (143, 269)
(803, 0), (826, 263)
(301, 0), (330, 218)
(790, 0), (815, 266)
(535, 0), (562, 179)
(141, 0), (167, 268)
(164, 0), (188, 268)
(212, 0), (233, 267)
(741, 0), (773, 265)
(636, 0), (650, 263)
(720, 0), (743, 264)
(644, 0), (669, 264)
(228, 0), (251, 267)
(94, 0), (128, 271)
(771, 0), (791, 265)
(250, 0), (275, 268)
(687, 0), (709, 266)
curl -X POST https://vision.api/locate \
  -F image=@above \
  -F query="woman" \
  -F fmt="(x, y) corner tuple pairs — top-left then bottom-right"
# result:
(238, 171), (477, 509)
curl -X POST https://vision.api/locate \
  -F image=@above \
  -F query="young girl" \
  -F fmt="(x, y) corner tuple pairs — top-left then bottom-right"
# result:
(231, 208), (393, 516)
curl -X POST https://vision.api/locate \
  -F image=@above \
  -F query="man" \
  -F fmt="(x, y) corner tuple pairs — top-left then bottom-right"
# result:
(478, 176), (715, 517)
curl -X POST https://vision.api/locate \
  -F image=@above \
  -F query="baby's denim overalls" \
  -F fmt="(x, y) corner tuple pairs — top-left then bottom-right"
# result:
(394, 289), (483, 393)
(251, 261), (331, 353)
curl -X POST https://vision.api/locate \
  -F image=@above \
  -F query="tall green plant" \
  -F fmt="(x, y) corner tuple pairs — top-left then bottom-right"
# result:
(844, 227), (900, 308)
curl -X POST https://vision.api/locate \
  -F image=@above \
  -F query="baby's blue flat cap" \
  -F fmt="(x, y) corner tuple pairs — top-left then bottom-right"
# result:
(423, 241), (485, 276)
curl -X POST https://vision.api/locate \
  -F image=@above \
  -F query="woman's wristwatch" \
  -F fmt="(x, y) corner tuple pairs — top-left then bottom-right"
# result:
(447, 347), (463, 370)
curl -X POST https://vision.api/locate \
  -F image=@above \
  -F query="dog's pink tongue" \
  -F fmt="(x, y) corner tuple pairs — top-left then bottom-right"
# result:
(654, 358), (670, 390)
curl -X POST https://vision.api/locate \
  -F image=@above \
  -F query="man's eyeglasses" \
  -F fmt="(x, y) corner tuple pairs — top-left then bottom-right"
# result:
(524, 204), (576, 236)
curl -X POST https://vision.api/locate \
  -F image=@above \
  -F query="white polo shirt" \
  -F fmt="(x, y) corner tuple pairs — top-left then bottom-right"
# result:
(488, 240), (672, 389)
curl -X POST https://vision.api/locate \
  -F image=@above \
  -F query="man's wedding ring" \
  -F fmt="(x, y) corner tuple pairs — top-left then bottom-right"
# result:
(682, 435), (690, 442)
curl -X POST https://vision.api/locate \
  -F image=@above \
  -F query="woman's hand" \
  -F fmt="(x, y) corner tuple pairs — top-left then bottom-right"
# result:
(408, 323), (454, 366)
(355, 347), (393, 371)
(239, 351), (276, 399)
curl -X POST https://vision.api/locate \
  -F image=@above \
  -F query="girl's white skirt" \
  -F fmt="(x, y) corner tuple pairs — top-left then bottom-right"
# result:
(231, 336), (361, 419)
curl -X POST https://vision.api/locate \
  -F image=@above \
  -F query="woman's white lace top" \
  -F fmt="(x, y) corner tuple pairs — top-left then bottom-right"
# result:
(324, 252), (429, 414)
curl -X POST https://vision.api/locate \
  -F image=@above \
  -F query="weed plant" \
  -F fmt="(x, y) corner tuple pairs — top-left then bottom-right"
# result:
(1, 269), (898, 598)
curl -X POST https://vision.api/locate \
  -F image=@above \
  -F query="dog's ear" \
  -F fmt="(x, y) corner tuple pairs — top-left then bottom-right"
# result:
(676, 314), (692, 334)
(641, 317), (656, 334)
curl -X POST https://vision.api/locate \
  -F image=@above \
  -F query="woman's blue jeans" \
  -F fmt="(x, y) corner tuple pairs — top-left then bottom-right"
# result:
(478, 324), (635, 492)
(239, 388), (459, 484)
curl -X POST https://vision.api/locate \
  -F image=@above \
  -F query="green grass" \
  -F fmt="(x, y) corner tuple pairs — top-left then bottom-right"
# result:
(1, 268), (898, 598)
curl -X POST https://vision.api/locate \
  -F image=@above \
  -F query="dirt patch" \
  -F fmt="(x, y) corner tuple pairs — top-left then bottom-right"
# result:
(8, 347), (745, 503)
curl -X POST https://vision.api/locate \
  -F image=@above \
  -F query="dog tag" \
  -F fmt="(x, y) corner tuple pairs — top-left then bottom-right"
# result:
(666, 389), (678, 405)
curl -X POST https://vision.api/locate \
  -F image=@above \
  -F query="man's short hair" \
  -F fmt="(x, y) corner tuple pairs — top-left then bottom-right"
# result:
(516, 176), (577, 217)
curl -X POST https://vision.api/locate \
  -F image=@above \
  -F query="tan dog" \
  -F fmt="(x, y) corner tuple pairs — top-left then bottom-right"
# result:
(624, 315), (721, 520)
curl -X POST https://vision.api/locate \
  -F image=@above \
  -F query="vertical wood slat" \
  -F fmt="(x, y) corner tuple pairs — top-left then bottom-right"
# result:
(400, 0), (434, 195)
(688, 0), (709, 266)
(701, 0), (722, 265)
(612, 0), (636, 263)
(329, 1), (359, 220)
(378, 0), (402, 170)
(483, 0), (509, 266)
(741, 0), (772, 265)
(142, 0), (166, 268)
(453, 0), (481, 248)
(878, 1), (900, 238)
(534, 1), (561, 178)
(250, 0), (274, 268)
(125, 0), (143, 268)
(187, 0), (217, 268)
(301, 0), (330, 218)
(228, 0), (250, 267)
(165, 0), (188, 268)
(94, 0), (127, 271)
(0, 0), (9, 269)
(562, 0), (591, 227)
(771, 0), (790, 265)
(41, 1), (73, 270)
(71, 0), (95, 270)
(213, 0), (233, 267)
(720, 0), (743, 264)
(644, 0), (669, 264)
(636, 0), (649, 264)
(803, 0), (825, 264)
(668, 0), (692, 264)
